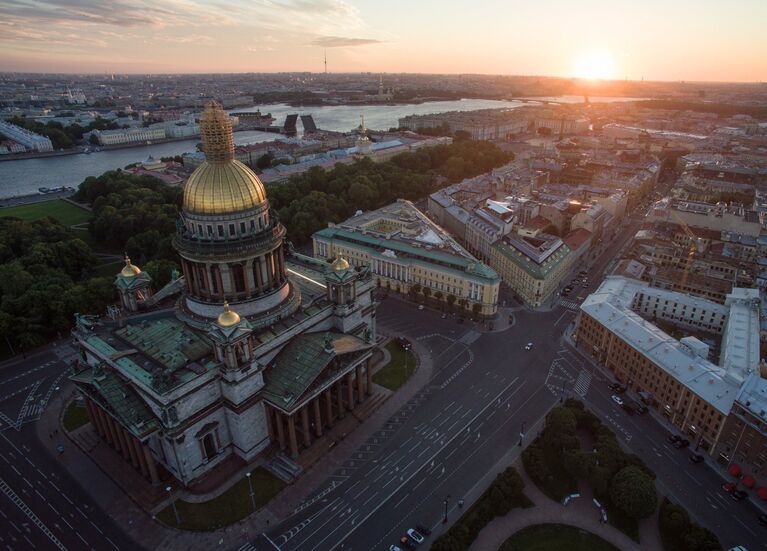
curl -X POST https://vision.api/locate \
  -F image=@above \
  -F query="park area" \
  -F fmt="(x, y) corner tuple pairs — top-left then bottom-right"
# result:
(156, 467), (286, 531)
(498, 523), (619, 551)
(372, 340), (416, 390)
(0, 199), (91, 226)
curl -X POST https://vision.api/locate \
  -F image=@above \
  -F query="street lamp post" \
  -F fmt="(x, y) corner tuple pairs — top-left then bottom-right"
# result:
(246, 471), (256, 512)
(518, 421), (526, 447)
(442, 494), (450, 523)
(166, 485), (180, 526)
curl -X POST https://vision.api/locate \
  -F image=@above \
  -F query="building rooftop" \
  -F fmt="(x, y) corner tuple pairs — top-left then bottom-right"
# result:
(580, 276), (762, 414)
(493, 233), (570, 279)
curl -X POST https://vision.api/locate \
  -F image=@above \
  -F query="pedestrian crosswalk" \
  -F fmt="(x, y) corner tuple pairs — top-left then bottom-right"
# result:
(574, 369), (592, 398)
(558, 299), (581, 311)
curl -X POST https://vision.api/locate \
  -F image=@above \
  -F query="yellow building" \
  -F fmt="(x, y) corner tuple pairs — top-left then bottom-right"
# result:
(312, 201), (500, 317)
(490, 231), (572, 307)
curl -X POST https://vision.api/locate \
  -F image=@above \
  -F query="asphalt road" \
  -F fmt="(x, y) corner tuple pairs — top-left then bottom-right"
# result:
(0, 345), (137, 551)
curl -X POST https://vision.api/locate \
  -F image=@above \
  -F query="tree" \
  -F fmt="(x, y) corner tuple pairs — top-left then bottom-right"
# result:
(446, 294), (456, 312)
(89, 134), (100, 145)
(433, 290), (443, 306)
(144, 259), (180, 288)
(422, 287), (432, 305)
(609, 465), (657, 519)
(458, 298), (467, 312)
(471, 303), (481, 318)
(256, 153), (274, 169)
(409, 283), (422, 301)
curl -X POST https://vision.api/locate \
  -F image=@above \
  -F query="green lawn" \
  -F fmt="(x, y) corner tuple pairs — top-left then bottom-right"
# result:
(62, 400), (90, 432)
(498, 523), (620, 551)
(372, 341), (416, 391)
(156, 467), (286, 531)
(0, 199), (91, 226)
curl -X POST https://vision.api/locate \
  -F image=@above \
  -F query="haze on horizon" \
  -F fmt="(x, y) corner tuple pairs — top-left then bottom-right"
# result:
(0, 0), (765, 82)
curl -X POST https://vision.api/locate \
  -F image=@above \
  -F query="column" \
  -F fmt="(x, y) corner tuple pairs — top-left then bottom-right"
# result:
(287, 416), (299, 459)
(301, 407), (311, 448)
(336, 381), (345, 419)
(265, 405), (276, 443)
(202, 264), (212, 298)
(275, 412), (286, 451)
(215, 266), (224, 297)
(142, 445), (160, 485)
(356, 365), (365, 403)
(84, 400), (103, 437)
(313, 399), (323, 438)
(259, 256), (269, 293)
(116, 424), (132, 461)
(366, 358), (373, 396)
(346, 372), (355, 410)
(220, 264), (232, 293)
(132, 438), (149, 478)
(324, 389), (334, 427)
(245, 259), (256, 298)
(104, 414), (121, 452)
(96, 407), (113, 445)
(123, 428), (141, 469)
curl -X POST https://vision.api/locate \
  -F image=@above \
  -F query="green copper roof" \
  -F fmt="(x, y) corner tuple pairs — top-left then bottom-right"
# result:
(116, 318), (212, 371)
(314, 227), (499, 283)
(71, 367), (158, 438)
(263, 332), (370, 412)
(492, 238), (571, 279)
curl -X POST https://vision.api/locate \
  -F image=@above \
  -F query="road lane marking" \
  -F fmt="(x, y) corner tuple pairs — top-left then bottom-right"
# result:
(0, 477), (66, 550)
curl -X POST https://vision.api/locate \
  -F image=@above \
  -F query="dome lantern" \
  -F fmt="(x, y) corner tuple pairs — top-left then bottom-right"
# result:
(217, 301), (241, 327)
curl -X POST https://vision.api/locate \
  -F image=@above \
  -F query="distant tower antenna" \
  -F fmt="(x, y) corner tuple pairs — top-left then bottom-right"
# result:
(324, 50), (327, 74)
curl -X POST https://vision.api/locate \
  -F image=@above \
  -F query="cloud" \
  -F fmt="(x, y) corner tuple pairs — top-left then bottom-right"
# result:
(0, 0), (171, 27)
(311, 36), (382, 48)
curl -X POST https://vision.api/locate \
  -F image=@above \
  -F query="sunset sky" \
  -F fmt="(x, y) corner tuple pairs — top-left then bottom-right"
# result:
(1, 0), (765, 81)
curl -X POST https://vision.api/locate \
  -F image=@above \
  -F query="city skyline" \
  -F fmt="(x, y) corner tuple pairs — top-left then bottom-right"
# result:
(1, 0), (766, 82)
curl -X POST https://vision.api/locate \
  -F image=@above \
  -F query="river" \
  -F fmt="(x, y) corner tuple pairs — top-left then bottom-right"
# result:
(0, 96), (638, 198)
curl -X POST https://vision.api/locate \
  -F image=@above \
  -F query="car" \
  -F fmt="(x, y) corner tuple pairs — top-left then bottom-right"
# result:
(608, 382), (627, 393)
(673, 438), (690, 449)
(611, 395), (624, 406)
(728, 546), (748, 551)
(634, 403), (648, 414)
(441, 313), (447, 319)
(417, 305), (424, 310)
(758, 513), (767, 526)
(731, 490), (748, 501)
(399, 536), (416, 550)
(722, 482), (737, 493)
(390, 546), (402, 551)
(689, 454), (704, 464)
(416, 524), (432, 536)
(668, 434), (681, 443)
(407, 529), (424, 544)
(525, 342), (533, 350)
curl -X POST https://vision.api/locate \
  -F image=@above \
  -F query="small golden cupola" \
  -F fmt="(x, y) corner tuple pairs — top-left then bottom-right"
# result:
(331, 252), (350, 272)
(217, 301), (241, 327)
(120, 255), (142, 278)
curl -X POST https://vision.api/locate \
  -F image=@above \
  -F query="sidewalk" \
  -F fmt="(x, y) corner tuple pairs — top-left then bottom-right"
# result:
(468, 460), (662, 551)
(39, 334), (436, 550)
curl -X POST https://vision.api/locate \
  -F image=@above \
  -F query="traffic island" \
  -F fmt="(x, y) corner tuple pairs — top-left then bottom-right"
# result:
(61, 398), (90, 432)
(155, 467), (286, 531)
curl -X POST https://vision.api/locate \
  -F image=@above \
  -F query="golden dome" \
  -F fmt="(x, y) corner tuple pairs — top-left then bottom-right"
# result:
(182, 101), (268, 215)
(217, 301), (241, 327)
(120, 255), (141, 278)
(183, 160), (267, 214)
(331, 252), (350, 271)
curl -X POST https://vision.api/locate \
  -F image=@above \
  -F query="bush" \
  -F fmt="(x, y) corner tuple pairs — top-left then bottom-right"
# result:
(609, 466), (657, 520)
(431, 466), (531, 551)
(658, 498), (721, 551)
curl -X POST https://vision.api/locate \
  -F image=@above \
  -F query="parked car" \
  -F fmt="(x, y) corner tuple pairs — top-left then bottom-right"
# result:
(525, 342), (533, 350)
(731, 490), (748, 501)
(634, 402), (648, 414)
(689, 454), (704, 464)
(611, 394), (624, 406)
(722, 482), (737, 493)
(758, 513), (767, 526)
(399, 536), (416, 550)
(673, 438), (690, 449)
(389, 546), (402, 551)
(668, 434), (681, 443)
(416, 524), (432, 536)
(608, 383), (627, 393)
(418, 305), (424, 311)
(407, 529), (424, 544)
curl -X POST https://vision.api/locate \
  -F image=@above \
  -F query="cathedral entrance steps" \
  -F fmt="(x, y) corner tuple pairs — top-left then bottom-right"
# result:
(70, 423), (100, 452)
(351, 388), (391, 422)
(265, 452), (302, 483)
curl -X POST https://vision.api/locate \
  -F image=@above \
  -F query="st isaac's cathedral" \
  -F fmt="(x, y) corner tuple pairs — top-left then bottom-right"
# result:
(70, 102), (377, 487)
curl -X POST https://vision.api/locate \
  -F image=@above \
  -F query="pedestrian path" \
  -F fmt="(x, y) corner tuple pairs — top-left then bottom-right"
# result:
(469, 461), (656, 551)
(573, 369), (592, 398)
(558, 298), (581, 310)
